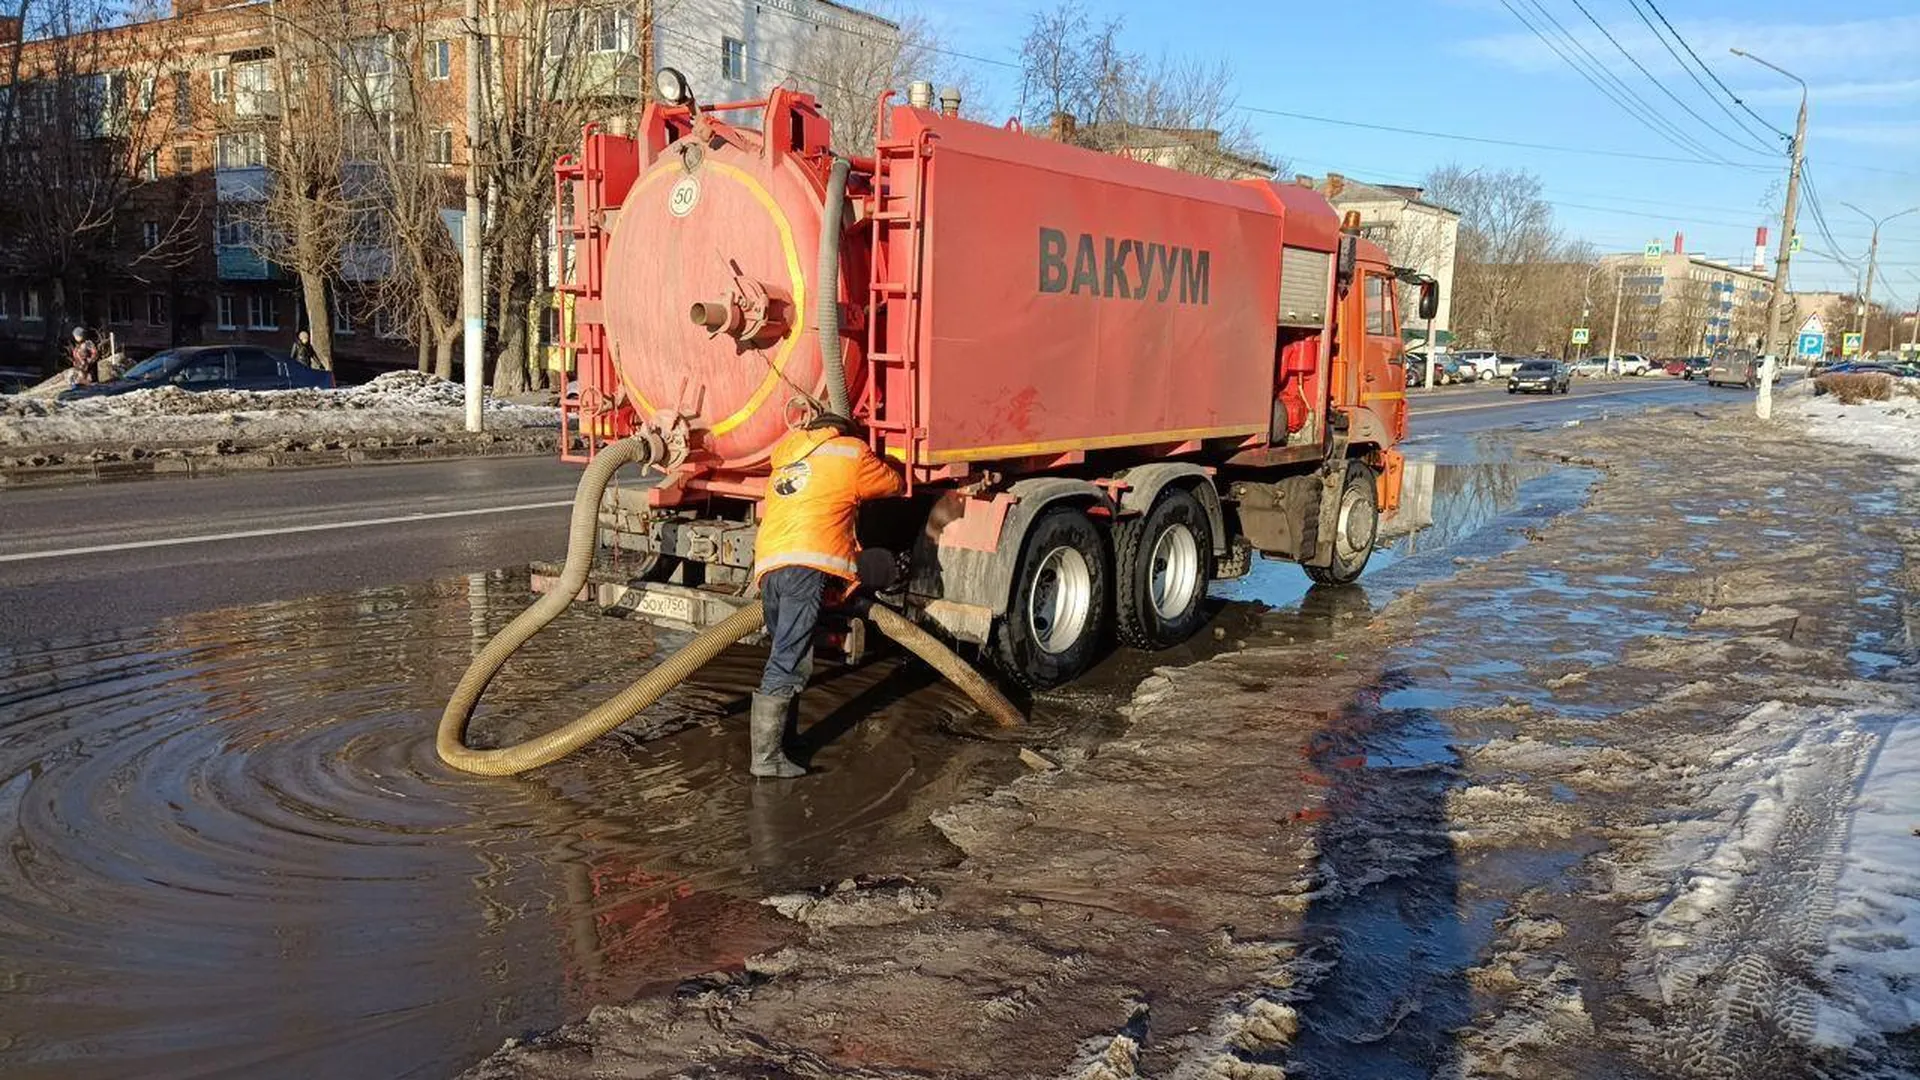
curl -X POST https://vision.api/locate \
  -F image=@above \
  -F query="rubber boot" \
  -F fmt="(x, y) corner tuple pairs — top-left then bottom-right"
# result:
(749, 692), (806, 779)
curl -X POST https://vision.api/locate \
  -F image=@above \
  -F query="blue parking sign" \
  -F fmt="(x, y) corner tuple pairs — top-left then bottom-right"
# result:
(1797, 332), (1824, 357)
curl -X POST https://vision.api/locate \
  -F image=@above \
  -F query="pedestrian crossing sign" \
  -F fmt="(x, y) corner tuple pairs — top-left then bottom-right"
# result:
(1571, 327), (1590, 345)
(1843, 332), (1864, 356)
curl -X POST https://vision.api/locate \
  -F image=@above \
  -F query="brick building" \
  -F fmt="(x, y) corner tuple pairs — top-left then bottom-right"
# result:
(0, 0), (894, 375)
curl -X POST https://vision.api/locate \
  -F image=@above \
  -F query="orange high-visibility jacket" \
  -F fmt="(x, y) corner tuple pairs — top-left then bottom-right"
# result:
(753, 427), (903, 583)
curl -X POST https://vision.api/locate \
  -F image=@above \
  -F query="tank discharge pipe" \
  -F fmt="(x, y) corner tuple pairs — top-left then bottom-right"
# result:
(437, 437), (1020, 777)
(815, 154), (853, 416)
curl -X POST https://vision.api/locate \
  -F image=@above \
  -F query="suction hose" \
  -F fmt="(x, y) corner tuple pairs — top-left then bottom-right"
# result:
(437, 436), (1022, 776)
(815, 155), (852, 416)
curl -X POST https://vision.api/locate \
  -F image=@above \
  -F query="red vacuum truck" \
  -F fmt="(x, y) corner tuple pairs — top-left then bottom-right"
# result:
(543, 72), (1429, 690)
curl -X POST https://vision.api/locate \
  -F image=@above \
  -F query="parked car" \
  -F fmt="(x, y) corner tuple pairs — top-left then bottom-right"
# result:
(1451, 349), (1521, 380)
(1614, 352), (1652, 376)
(1704, 346), (1758, 389)
(1662, 356), (1706, 377)
(58, 345), (333, 400)
(1570, 357), (1611, 377)
(1678, 356), (1710, 380)
(1508, 358), (1572, 395)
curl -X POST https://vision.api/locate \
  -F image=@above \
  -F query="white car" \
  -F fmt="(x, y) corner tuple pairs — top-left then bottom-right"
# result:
(1451, 349), (1520, 381)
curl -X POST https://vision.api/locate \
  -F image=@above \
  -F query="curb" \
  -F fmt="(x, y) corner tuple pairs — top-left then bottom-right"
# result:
(0, 437), (557, 489)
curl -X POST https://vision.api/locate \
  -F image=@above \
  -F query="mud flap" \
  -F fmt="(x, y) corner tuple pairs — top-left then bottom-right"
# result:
(1305, 422), (1352, 568)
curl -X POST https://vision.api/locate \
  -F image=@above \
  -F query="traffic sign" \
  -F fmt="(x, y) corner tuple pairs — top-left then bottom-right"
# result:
(1789, 234), (1803, 254)
(1643, 241), (1662, 264)
(1842, 332), (1864, 356)
(1796, 332), (1824, 358)
(1571, 327), (1590, 345)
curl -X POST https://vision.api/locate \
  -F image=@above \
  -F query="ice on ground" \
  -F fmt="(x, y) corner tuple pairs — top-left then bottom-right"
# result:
(1785, 383), (1920, 466)
(1816, 716), (1920, 1052)
(0, 371), (558, 448)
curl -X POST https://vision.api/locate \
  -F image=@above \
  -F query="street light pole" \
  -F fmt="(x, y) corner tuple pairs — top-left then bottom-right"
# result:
(1731, 48), (1805, 366)
(462, 0), (485, 432)
(1606, 266), (1624, 370)
(1839, 203), (1920, 351)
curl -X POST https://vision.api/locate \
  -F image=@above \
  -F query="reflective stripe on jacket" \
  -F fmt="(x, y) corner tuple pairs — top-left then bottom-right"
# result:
(753, 427), (903, 584)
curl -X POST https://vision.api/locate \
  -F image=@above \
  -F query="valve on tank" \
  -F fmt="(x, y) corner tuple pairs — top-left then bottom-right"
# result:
(688, 270), (791, 349)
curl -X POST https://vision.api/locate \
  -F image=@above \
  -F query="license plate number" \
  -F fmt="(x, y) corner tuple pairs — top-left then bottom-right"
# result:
(634, 591), (694, 623)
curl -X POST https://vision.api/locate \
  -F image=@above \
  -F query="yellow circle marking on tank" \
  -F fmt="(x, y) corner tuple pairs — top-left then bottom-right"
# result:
(610, 158), (806, 437)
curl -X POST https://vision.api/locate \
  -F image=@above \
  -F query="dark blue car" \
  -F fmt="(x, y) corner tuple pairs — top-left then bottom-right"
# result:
(59, 345), (334, 401)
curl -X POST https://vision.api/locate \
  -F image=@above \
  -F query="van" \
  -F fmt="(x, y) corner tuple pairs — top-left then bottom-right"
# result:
(1705, 347), (1757, 389)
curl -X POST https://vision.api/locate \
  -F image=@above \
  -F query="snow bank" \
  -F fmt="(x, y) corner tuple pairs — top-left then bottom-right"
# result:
(1784, 381), (1920, 466)
(0, 371), (558, 448)
(1818, 718), (1920, 1050)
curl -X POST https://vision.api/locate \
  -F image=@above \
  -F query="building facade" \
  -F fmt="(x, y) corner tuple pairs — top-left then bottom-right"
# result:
(0, 0), (894, 374)
(1597, 247), (1775, 356)
(1315, 175), (1459, 343)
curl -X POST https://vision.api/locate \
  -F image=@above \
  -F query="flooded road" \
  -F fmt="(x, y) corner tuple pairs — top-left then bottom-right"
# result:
(0, 446), (1600, 1080)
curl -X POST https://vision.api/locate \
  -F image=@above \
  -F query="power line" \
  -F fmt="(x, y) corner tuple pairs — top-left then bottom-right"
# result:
(1562, 0), (1768, 162)
(1636, 0), (1788, 140)
(1496, 0), (1733, 165)
(1621, 0), (1780, 154)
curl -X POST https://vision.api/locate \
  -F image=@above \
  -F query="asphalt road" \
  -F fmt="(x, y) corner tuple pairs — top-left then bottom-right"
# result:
(0, 376), (1730, 647)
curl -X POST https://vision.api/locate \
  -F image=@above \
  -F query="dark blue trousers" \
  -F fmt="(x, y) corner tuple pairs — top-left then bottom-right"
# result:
(758, 566), (828, 697)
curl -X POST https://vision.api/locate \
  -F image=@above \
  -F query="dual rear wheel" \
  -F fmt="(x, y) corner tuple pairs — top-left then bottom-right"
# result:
(986, 487), (1215, 690)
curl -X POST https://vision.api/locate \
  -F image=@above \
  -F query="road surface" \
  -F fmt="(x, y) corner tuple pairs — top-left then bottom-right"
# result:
(0, 377), (1728, 647)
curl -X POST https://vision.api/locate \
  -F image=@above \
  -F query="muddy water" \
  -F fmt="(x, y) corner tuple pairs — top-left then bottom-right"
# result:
(0, 454), (1565, 1080)
(0, 576), (1031, 1080)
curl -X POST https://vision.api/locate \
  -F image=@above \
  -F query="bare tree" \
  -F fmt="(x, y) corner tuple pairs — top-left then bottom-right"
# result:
(1424, 165), (1564, 349)
(788, 3), (982, 155)
(0, 0), (200, 351)
(1016, 1), (1274, 180)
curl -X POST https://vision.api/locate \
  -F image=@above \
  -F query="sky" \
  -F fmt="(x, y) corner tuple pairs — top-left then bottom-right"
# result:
(905, 0), (1920, 301)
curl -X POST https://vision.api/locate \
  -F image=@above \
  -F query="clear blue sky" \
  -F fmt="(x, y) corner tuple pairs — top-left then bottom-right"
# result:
(912, 0), (1920, 300)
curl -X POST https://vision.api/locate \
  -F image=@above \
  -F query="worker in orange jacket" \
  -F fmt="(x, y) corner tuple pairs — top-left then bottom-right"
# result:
(749, 413), (903, 778)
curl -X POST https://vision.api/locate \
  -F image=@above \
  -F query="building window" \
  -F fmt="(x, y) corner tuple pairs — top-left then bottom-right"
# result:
(24, 288), (44, 321)
(373, 310), (403, 339)
(142, 220), (160, 249)
(216, 214), (250, 247)
(426, 39), (451, 80)
(233, 60), (274, 114)
(427, 128), (454, 165)
(173, 70), (191, 128)
(216, 131), (266, 168)
(217, 294), (236, 329)
(593, 8), (631, 52)
(548, 9), (631, 56)
(138, 76), (156, 112)
(350, 35), (394, 76)
(174, 144), (192, 174)
(332, 294), (353, 334)
(109, 293), (135, 324)
(209, 67), (228, 103)
(721, 36), (745, 82)
(0, 290), (10, 320)
(247, 292), (278, 330)
(148, 293), (169, 327)
(141, 151), (158, 181)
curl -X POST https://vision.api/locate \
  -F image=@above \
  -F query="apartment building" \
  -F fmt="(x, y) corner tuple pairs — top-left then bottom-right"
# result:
(1598, 239), (1775, 356)
(0, 0), (894, 371)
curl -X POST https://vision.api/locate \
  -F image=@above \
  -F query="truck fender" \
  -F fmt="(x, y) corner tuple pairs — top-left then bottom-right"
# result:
(1113, 463), (1227, 556)
(913, 477), (1111, 624)
(1340, 405), (1392, 452)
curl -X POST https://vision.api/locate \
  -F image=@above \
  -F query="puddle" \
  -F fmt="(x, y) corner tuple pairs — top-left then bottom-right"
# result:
(0, 574), (1039, 1080)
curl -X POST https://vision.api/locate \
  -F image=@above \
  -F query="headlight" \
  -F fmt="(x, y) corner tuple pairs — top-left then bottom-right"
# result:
(654, 67), (692, 106)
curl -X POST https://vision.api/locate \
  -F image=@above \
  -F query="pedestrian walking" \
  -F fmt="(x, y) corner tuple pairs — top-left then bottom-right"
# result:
(290, 330), (318, 369)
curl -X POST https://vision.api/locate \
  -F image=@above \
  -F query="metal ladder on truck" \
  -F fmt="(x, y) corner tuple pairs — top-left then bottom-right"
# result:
(552, 136), (630, 465)
(861, 127), (933, 492)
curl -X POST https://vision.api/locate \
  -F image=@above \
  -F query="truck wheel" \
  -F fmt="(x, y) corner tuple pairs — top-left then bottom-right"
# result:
(1114, 487), (1213, 650)
(990, 506), (1110, 690)
(1304, 460), (1378, 588)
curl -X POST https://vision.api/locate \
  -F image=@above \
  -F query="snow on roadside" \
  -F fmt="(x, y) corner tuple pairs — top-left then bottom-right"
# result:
(1783, 380), (1920, 466)
(0, 371), (558, 448)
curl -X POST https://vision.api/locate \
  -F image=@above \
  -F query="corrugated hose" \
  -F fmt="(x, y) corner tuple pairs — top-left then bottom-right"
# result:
(437, 436), (1021, 777)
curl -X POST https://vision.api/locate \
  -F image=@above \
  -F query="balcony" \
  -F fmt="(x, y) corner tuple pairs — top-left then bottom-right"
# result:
(216, 244), (275, 280)
(233, 88), (280, 118)
(215, 165), (270, 202)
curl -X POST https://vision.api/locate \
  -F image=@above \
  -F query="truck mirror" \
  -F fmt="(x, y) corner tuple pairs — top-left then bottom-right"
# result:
(1336, 235), (1357, 283)
(1417, 280), (1439, 321)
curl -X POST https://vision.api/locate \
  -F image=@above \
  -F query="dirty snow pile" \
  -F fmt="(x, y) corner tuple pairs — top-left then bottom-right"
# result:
(0, 371), (558, 449)
(1786, 379), (1920, 465)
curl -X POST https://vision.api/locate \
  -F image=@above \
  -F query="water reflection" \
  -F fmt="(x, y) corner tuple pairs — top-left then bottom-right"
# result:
(0, 573), (1020, 1080)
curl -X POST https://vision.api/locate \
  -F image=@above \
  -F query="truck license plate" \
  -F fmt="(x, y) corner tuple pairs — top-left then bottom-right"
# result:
(634, 591), (695, 623)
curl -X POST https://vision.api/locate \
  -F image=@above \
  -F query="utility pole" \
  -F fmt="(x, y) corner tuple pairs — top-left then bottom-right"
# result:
(1840, 203), (1920, 354)
(462, 0), (484, 431)
(1607, 266), (1623, 369)
(1732, 49), (1805, 366)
